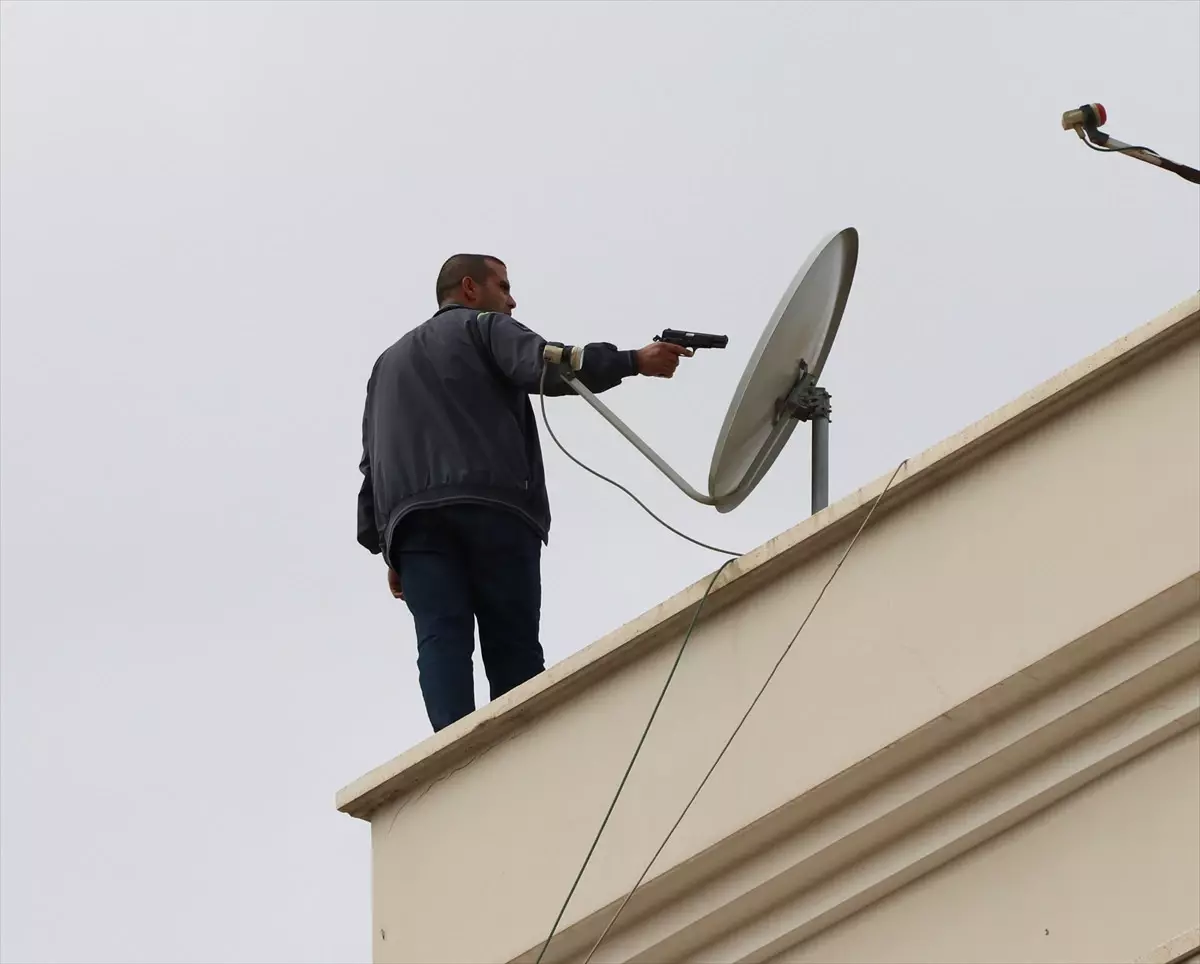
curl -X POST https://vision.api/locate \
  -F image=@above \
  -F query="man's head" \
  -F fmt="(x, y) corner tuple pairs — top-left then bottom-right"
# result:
(435, 253), (515, 314)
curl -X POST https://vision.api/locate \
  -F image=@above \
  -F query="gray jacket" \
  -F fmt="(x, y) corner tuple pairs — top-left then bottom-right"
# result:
(357, 304), (638, 563)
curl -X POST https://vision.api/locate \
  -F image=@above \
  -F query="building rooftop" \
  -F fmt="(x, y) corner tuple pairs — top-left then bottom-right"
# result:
(337, 289), (1200, 822)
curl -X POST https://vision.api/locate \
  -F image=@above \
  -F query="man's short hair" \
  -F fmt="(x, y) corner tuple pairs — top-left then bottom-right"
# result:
(435, 253), (505, 304)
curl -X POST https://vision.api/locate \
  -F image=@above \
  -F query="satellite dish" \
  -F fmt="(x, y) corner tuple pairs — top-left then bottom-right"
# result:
(708, 227), (858, 512)
(553, 227), (859, 516)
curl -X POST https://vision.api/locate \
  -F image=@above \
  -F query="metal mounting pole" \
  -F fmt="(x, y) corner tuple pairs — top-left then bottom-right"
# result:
(811, 414), (829, 513)
(776, 363), (833, 516)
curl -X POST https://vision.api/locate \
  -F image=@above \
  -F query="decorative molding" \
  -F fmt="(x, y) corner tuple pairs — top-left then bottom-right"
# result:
(518, 581), (1200, 964)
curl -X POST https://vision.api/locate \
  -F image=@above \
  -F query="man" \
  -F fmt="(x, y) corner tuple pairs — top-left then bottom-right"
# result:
(357, 253), (691, 733)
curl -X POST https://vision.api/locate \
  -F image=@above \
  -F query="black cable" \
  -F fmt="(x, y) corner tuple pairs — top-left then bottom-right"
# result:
(579, 457), (909, 964)
(531, 360), (744, 963)
(532, 557), (738, 964)
(537, 364), (743, 558)
(532, 363), (903, 962)
(1080, 137), (1156, 156)
(1078, 132), (1200, 184)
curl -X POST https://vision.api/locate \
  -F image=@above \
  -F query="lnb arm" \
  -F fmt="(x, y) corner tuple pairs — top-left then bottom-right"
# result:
(1062, 102), (1200, 185)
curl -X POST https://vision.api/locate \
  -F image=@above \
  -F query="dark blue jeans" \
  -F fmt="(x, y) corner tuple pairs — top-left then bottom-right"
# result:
(391, 503), (545, 732)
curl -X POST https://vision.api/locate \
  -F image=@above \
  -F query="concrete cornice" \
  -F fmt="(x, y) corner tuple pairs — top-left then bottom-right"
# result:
(517, 577), (1200, 963)
(336, 291), (1200, 821)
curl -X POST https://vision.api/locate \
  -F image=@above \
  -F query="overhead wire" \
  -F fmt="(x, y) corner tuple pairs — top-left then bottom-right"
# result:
(579, 457), (908, 964)
(532, 360), (741, 964)
(532, 556), (738, 964)
(533, 355), (908, 963)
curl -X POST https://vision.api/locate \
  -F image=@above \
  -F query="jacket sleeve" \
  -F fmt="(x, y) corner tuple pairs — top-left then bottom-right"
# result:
(356, 367), (381, 555)
(476, 311), (639, 397)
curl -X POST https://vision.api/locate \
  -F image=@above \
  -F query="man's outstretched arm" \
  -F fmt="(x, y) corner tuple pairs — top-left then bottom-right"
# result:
(476, 311), (691, 396)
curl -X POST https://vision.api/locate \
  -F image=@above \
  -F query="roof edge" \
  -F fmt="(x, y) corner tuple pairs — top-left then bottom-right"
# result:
(337, 290), (1200, 820)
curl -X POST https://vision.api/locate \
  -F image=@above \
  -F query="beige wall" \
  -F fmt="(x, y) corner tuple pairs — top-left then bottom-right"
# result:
(341, 296), (1200, 964)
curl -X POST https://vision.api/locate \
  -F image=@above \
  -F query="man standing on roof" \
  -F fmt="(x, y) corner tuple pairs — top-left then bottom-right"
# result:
(357, 253), (692, 733)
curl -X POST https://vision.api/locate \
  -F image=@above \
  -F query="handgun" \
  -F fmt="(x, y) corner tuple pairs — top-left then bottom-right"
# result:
(654, 328), (729, 350)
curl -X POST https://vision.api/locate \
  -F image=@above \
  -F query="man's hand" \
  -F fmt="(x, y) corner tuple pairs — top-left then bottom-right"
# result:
(387, 567), (404, 600)
(635, 341), (694, 378)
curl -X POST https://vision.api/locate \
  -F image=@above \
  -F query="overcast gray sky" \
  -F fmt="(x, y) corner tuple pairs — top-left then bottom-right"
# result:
(1, 1), (1197, 961)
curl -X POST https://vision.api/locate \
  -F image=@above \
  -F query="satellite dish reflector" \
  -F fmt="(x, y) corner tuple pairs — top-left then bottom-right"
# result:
(708, 227), (858, 511)
(553, 227), (859, 517)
